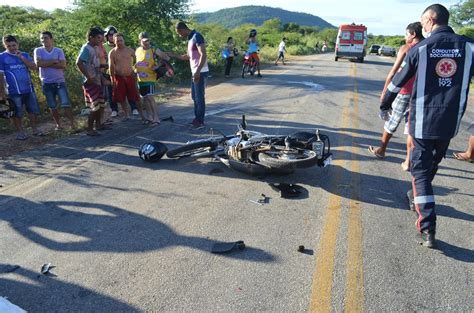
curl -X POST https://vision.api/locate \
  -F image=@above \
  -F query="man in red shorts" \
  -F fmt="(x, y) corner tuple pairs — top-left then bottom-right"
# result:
(108, 32), (145, 122)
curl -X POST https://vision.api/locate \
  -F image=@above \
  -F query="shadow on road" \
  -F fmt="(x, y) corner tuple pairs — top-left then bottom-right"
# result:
(0, 196), (275, 263)
(0, 266), (138, 312)
(432, 240), (474, 263)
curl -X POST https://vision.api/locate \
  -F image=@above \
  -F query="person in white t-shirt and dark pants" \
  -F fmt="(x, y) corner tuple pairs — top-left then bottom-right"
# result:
(274, 37), (287, 65)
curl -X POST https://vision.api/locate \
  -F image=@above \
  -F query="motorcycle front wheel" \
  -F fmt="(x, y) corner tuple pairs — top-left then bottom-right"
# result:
(166, 140), (218, 158)
(241, 63), (249, 78)
(257, 147), (318, 169)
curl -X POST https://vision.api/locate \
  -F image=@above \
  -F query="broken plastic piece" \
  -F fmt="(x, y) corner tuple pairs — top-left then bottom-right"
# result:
(40, 263), (55, 275)
(211, 240), (246, 253)
(257, 193), (269, 204)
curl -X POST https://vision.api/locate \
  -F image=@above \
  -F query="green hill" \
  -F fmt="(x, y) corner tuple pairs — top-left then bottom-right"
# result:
(192, 5), (335, 29)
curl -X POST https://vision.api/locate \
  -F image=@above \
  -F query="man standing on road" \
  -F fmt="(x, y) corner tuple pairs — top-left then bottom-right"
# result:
(275, 37), (287, 65)
(380, 4), (474, 248)
(0, 35), (43, 140)
(76, 27), (107, 136)
(135, 32), (170, 127)
(109, 33), (145, 122)
(34, 31), (75, 131)
(103, 25), (119, 118)
(171, 21), (209, 129)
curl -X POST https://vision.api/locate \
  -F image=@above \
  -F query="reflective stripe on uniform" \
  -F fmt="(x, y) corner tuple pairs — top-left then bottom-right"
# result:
(415, 45), (428, 138)
(387, 82), (401, 93)
(414, 195), (435, 204)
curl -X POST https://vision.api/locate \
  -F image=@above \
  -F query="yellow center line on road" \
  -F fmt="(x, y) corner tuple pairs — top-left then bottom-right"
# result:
(309, 63), (364, 312)
(345, 65), (364, 312)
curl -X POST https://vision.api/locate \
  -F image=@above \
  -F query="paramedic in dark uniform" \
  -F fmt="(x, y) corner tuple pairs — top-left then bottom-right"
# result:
(380, 4), (474, 248)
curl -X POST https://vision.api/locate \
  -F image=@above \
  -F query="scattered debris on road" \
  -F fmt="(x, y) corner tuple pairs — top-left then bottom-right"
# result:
(297, 245), (314, 255)
(40, 263), (55, 275)
(269, 183), (304, 198)
(248, 193), (269, 205)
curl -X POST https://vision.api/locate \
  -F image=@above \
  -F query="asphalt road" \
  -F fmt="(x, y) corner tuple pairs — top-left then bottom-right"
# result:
(1, 53), (473, 312)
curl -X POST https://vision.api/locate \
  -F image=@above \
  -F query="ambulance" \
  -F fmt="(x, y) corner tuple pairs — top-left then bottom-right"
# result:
(334, 23), (367, 62)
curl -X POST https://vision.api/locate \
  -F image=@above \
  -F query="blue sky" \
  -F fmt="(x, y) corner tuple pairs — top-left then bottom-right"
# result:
(1, 0), (460, 35)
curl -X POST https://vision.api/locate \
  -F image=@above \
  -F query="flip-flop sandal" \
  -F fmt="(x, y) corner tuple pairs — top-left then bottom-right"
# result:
(149, 121), (160, 127)
(452, 152), (474, 163)
(143, 119), (152, 125)
(367, 146), (385, 159)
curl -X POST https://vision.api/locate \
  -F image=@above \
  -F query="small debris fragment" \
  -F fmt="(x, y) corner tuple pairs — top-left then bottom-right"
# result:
(257, 193), (269, 204)
(269, 183), (304, 198)
(248, 199), (263, 206)
(40, 263), (55, 275)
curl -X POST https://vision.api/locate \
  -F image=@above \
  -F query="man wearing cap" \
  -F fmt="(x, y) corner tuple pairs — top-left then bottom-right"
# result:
(135, 32), (170, 126)
(170, 21), (209, 129)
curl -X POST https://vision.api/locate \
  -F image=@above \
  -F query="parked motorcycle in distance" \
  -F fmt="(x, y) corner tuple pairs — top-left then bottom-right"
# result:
(241, 53), (258, 78)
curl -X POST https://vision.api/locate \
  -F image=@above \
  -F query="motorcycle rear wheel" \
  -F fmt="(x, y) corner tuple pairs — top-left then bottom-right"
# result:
(257, 147), (318, 169)
(166, 140), (217, 158)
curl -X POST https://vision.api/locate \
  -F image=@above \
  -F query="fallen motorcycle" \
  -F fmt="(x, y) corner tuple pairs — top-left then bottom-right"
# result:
(166, 115), (332, 175)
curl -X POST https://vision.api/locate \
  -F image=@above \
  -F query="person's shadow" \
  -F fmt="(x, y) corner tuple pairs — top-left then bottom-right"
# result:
(0, 266), (138, 312)
(0, 195), (275, 261)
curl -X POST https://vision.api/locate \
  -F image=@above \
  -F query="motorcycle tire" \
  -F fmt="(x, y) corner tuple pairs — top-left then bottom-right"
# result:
(166, 140), (217, 158)
(257, 147), (318, 169)
(242, 64), (248, 78)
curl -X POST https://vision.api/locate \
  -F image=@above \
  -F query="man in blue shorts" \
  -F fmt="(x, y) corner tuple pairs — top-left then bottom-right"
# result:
(34, 31), (75, 131)
(0, 35), (43, 140)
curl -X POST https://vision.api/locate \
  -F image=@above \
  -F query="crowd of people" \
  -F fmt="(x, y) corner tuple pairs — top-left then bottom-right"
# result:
(0, 20), (292, 139)
(0, 21), (210, 139)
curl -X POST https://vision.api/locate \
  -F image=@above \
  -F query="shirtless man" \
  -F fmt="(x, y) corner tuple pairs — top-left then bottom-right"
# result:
(108, 33), (144, 121)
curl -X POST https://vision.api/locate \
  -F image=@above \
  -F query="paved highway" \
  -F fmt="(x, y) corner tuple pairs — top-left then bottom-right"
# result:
(1, 53), (473, 312)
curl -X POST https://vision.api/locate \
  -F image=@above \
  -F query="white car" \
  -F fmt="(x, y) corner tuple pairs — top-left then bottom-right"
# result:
(378, 45), (396, 57)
